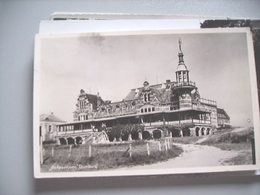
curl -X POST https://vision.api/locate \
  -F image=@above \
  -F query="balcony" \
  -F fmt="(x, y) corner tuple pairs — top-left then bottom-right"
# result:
(200, 98), (217, 106)
(172, 81), (196, 89)
(57, 129), (92, 135)
(167, 119), (211, 125)
(142, 119), (211, 127)
(94, 110), (137, 119)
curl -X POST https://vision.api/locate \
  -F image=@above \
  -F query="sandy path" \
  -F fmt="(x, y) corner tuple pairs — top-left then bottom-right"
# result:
(119, 143), (239, 170)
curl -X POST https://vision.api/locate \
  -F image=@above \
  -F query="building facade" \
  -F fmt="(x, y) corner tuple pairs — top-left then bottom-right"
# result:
(55, 40), (230, 144)
(40, 113), (65, 142)
(217, 108), (231, 128)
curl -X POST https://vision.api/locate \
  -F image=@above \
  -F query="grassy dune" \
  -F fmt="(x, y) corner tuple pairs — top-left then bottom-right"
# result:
(41, 140), (183, 172)
(199, 127), (254, 165)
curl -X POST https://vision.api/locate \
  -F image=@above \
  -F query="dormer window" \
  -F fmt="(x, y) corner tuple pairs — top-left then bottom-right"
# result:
(144, 93), (151, 102)
(79, 100), (86, 110)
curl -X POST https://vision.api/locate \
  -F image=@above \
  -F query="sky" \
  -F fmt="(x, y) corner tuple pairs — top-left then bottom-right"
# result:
(37, 29), (257, 126)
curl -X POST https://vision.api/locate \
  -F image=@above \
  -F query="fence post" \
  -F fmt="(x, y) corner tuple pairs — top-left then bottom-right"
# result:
(40, 131), (43, 165)
(158, 141), (161, 152)
(52, 147), (54, 157)
(129, 144), (132, 158)
(168, 138), (171, 149)
(89, 145), (92, 158)
(147, 142), (150, 156)
(68, 145), (72, 157)
(251, 138), (256, 164)
(165, 139), (168, 152)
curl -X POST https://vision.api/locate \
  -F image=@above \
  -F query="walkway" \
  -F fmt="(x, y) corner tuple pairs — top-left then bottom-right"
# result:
(119, 143), (239, 170)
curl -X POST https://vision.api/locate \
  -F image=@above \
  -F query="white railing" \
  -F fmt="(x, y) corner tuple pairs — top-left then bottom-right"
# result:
(200, 98), (217, 106)
(167, 119), (211, 125)
(173, 81), (196, 88)
(57, 129), (92, 135)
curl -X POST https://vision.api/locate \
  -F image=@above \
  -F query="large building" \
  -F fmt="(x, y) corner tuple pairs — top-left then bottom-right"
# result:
(217, 108), (231, 128)
(40, 113), (65, 142)
(55, 40), (230, 145)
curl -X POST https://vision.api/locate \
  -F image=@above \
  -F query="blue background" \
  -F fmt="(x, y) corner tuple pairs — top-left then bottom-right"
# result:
(0, 0), (260, 194)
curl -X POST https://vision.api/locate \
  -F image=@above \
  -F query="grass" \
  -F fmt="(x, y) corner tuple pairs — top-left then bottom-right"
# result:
(171, 136), (202, 144)
(198, 127), (255, 165)
(200, 127), (254, 145)
(224, 151), (253, 165)
(41, 127), (255, 171)
(41, 139), (183, 172)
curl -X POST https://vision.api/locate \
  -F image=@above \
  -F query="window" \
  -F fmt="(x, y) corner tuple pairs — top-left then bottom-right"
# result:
(144, 93), (151, 102)
(48, 125), (52, 132)
(80, 100), (85, 110)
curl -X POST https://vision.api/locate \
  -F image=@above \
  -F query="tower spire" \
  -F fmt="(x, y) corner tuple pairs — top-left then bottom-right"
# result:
(176, 38), (189, 83)
(178, 38), (184, 65)
(179, 38), (182, 52)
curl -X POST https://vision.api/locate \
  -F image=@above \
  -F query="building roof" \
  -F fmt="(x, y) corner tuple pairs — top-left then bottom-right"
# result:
(40, 113), (65, 123)
(85, 94), (98, 105)
(124, 81), (174, 102)
(217, 108), (230, 120)
(176, 64), (188, 72)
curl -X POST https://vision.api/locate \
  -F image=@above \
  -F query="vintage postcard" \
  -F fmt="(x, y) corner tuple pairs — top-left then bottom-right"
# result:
(34, 28), (260, 178)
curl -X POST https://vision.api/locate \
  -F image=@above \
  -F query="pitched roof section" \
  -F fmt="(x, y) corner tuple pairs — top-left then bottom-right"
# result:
(123, 81), (174, 103)
(124, 89), (136, 101)
(217, 108), (230, 120)
(40, 113), (65, 123)
(86, 94), (98, 105)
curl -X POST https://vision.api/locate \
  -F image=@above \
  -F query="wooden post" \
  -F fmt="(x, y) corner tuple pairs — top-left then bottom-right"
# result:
(158, 141), (161, 152)
(146, 142), (150, 156)
(51, 147), (54, 157)
(251, 138), (256, 164)
(89, 145), (92, 158)
(68, 145), (72, 157)
(167, 138), (170, 149)
(129, 144), (132, 158)
(163, 114), (165, 132)
(40, 129), (43, 165)
(165, 139), (168, 152)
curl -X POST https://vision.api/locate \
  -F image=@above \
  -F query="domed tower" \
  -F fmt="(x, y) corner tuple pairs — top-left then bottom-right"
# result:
(172, 39), (197, 110)
(176, 39), (190, 83)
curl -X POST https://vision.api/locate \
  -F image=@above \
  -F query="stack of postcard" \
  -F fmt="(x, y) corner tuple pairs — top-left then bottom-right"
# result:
(34, 13), (260, 178)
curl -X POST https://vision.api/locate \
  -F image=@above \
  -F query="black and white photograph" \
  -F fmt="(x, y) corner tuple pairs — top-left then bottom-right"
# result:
(34, 28), (260, 178)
